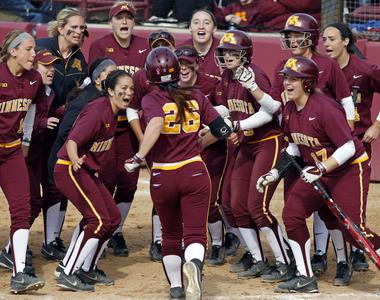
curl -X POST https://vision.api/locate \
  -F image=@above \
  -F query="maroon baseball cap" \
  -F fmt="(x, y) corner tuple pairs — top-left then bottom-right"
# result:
(109, 3), (136, 19)
(35, 50), (61, 65)
(174, 45), (199, 64)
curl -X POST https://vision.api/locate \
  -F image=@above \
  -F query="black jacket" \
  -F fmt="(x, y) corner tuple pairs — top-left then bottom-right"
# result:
(47, 84), (103, 181)
(36, 37), (88, 113)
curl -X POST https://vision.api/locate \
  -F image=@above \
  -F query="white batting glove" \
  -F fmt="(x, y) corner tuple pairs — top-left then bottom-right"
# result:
(125, 154), (145, 173)
(223, 117), (240, 132)
(235, 66), (258, 92)
(300, 162), (326, 184)
(256, 169), (279, 193)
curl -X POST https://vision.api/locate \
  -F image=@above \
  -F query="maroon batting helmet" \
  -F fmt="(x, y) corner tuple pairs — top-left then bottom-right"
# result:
(280, 13), (320, 49)
(145, 47), (180, 85)
(215, 29), (253, 67)
(279, 56), (319, 93)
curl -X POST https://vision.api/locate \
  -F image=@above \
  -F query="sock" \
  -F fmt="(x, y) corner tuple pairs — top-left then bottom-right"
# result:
(329, 229), (347, 263)
(44, 202), (60, 244)
(64, 231), (99, 275)
(114, 202), (132, 235)
(261, 224), (289, 264)
(313, 211), (329, 254)
(289, 238), (313, 277)
(62, 224), (81, 266)
(208, 220), (223, 246)
(11, 229), (29, 274)
(184, 243), (205, 263)
(152, 215), (162, 243)
(239, 227), (265, 262)
(163, 255), (182, 288)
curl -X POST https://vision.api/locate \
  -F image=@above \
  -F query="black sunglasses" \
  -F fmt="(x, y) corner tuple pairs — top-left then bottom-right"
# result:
(175, 47), (198, 58)
(149, 31), (172, 40)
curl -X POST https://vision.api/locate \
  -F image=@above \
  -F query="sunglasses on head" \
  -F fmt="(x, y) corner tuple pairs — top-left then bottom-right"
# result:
(149, 31), (172, 40)
(175, 48), (198, 58)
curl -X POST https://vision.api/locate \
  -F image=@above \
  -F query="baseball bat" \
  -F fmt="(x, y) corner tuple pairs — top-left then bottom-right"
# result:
(288, 155), (380, 270)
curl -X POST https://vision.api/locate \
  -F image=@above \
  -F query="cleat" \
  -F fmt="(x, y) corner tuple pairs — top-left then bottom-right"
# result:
(77, 267), (114, 286)
(311, 252), (327, 275)
(261, 261), (295, 283)
(230, 251), (253, 273)
(149, 241), (162, 262)
(57, 272), (95, 292)
(275, 274), (319, 293)
(183, 261), (202, 300)
(0, 248), (13, 271)
(41, 237), (66, 261)
(169, 286), (185, 299)
(207, 245), (225, 266)
(108, 232), (129, 257)
(237, 259), (272, 279)
(350, 249), (369, 272)
(54, 261), (65, 278)
(10, 271), (45, 294)
(224, 232), (240, 256)
(333, 261), (352, 286)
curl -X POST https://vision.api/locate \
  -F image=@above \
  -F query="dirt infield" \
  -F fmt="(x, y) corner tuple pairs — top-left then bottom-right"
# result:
(0, 169), (379, 299)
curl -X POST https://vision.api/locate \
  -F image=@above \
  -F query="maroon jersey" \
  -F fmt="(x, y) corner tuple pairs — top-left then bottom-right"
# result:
(342, 54), (380, 137)
(216, 63), (281, 143)
(194, 72), (220, 105)
(282, 92), (365, 172)
(271, 54), (351, 105)
(129, 69), (157, 110)
(180, 37), (221, 79)
(88, 33), (149, 75)
(0, 63), (44, 143)
(57, 96), (117, 171)
(141, 88), (219, 163)
(214, 2), (257, 29)
(33, 88), (55, 133)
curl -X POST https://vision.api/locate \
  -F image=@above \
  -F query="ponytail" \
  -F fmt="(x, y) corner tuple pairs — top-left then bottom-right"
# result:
(161, 84), (195, 122)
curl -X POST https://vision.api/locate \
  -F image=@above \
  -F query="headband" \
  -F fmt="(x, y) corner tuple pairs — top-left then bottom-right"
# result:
(7, 32), (34, 54)
(91, 59), (116, 81)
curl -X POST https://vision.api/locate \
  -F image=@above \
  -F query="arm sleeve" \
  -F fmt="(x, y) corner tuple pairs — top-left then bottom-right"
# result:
(340, 96), (355, 120)
(331, 140), (355, 165)
(22, 104), (36, 145)
(239, 107), (273, 130)
(127, 107), (140, 122)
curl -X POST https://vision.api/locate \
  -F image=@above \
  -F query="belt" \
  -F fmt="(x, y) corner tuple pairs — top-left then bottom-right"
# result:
(152, 155), (203, 170)
(56, 159), (72, 165)
(351, 152), (369, 164)
(247, 133), (282, 144)
(0, 139), (21, 148)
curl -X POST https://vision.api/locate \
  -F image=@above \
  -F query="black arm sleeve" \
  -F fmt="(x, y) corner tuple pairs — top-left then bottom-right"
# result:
(209, 116), (232, 140)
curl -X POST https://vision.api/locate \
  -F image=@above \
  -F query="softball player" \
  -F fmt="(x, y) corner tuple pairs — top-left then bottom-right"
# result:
(181, 9), (221, 79)
(175, 45), (228, 266)
(214, 29), (292, 281)
(271, 13), (355, 280)
(0, 30), (45, 294)
(125, 47), (231, 300)
(181, 8), (241, 255)
(89, 1), (149, 256)
(127, 30), (176, 262)
(24, 50), (61, 227)
(36, 7), (88, 260)
(257, 56), (380, 293)
(54, 70), (134, 291)
(323, 22), (380, 272)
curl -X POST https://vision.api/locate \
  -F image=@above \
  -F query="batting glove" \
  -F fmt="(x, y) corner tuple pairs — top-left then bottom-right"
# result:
(256, 169), (279, 193)
(125, 153), (145, 173)
(223, 117), (240, 132)
(235, 66), (258, 92)
(300, 161), (326, 184)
